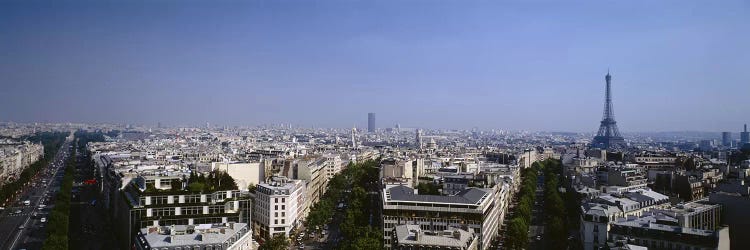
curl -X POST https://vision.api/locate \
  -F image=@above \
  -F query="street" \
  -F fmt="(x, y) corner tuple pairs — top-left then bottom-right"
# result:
(528, 170), (545, 250)
(0, 138), (72, 250)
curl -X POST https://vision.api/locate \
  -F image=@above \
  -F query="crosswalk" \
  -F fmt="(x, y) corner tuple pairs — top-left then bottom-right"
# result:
(0, 212), (32, 218)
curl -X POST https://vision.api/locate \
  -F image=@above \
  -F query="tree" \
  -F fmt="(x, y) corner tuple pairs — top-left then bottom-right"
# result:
(248, 183), (257, 193)
(506, 217), (528, 250)
(259, 233), (289, 250)
(188, 182), (205, 193)
(170, 179), (183, 191)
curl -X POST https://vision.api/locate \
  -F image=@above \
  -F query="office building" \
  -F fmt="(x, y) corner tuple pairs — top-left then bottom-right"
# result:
(134, 223), (254, 250)
(721, 132), (732, 147)
(116, 183), (252, 250)
(368, 113), (376, 133)
(382, 185), (501, 250)
(391, 225), (478, 250)
(609, 212), (730, 250)
(252, 177), (306, 238)
(741, 124), (749, 145)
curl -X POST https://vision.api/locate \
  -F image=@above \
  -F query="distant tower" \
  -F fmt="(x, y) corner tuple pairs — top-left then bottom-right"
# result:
(722, 132), (732, 147)
(741, 124), (749, 146)
(415, 129), (423, 149)
(368, 113), (376, 133)
(351, 127), (358, 149)
(592, 70), (626, 149)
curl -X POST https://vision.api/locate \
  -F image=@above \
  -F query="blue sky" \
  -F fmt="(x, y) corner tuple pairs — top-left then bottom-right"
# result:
(1, 0), (748, 132)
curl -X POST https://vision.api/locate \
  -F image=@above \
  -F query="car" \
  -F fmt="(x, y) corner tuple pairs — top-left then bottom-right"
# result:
(536, 235), (542, 240)
(18, 225), (24, 230)
(41, 217), (46, 223)
(15, 210), (22, 214)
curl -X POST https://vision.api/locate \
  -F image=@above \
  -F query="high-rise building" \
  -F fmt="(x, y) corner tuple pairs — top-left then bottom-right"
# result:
(351, 126), (358, 149)
(741, 124), (749, 146)
(415, 129), (423, 149)
(368, 113), (376, 133)
(592, 71), (626, 149)
(722, 132), (732, 147)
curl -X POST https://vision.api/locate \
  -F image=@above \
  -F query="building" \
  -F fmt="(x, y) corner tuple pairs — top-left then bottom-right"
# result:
(211, 162), (265, 191)
(381, 185), (501, 250)
(116, 184), (252, 250)
(252, 177), (306, 238)
(134, 222), (254, 250)
(721, 132), (732, 147)
(282, 156), (330, 211)
(580, 188), (670, 250)
(741, 124), (749, 145)
(0, 140), (44, 185)
(608, 212), (730, 250)
(391, 225), (478, 250)
(368, 113), (376, 133)
(658, 199), (722, 231)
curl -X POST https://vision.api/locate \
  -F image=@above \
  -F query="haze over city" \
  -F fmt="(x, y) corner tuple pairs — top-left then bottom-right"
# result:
(1, 0), (748, 131)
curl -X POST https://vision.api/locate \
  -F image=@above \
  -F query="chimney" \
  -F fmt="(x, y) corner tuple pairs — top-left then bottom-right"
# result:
(453, 230), (461, 240)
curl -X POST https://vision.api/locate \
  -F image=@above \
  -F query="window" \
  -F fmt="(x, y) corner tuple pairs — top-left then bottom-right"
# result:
(275, 205), (278, 210)
(282, 198), (285, 202)
(275, 198), (278, 203)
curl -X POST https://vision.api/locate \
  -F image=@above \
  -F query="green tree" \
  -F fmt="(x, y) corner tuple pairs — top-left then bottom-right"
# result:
(259, 233), (289, 250)
(506, 217), (528, 250)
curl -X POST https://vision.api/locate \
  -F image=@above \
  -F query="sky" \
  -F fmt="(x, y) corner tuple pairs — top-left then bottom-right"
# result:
(1, 0), (748, 132)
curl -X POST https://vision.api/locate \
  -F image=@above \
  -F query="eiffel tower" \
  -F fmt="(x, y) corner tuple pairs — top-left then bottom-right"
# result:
(592, 70), (625, 149)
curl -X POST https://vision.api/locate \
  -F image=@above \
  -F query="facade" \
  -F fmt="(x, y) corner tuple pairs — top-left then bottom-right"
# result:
(391, 225), (478, 250)
(0, 140), (44, 185)
(134, 222), (254, 250)
(252, 177), (306, 238)
(211, 162), (265, 191)
(721, 132), (732, 147)
(580, 188), (670, 250)
(381, 185), (501, 250)
(660, 199), (722, 231)
(368, 113), (376, 133)
(609, 213), (730, 250)
(117, 185), (252, 250)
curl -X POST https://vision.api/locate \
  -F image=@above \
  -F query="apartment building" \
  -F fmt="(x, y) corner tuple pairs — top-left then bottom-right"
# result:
(252, 177), (306, 238)
(134, 222), (254, 250)
(115, 181), (252, 250)
(381, 185), (501, 250)
(0, 140), (44, 185)
(391, 224), (478, 250)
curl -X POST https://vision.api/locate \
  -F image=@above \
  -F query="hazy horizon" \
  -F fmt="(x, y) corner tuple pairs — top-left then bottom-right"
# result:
(2, 1), (749, 132)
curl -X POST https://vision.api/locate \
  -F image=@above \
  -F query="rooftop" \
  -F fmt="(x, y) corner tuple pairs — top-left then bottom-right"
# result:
(386, 185), (489, 205)
(137, 223), (249, 248)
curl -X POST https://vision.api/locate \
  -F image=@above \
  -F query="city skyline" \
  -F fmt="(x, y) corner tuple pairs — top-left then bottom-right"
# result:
(1, 1), (749, 132)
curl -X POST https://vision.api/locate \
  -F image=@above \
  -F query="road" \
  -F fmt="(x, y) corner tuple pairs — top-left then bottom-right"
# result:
(68, 140), (115, 250)
(528, 171), (546, 250)
(0, 139), (72, 250)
